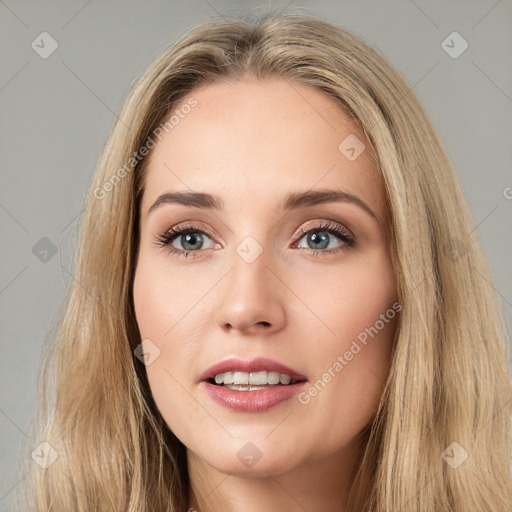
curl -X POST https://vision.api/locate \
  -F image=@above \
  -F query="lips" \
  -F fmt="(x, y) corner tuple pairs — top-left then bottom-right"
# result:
(199, 356), (308, 383)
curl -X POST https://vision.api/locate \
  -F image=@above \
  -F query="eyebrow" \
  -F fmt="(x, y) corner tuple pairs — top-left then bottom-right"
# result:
(146, 188), (377, 220)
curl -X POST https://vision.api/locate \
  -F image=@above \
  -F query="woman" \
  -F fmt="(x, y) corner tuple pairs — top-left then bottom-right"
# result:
(20, 10), (512, 512)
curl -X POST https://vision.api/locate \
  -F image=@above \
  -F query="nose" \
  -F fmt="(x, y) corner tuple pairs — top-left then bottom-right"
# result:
(214, 246), (287, 336)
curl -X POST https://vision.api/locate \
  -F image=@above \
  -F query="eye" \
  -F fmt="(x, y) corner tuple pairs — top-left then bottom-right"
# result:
(153, 220), (356, 259)
(153, 223), (219, 259)
(292, 220), (356, 257)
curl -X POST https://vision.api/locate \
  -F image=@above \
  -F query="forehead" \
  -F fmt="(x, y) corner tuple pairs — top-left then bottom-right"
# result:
(140, 78), (385, 221)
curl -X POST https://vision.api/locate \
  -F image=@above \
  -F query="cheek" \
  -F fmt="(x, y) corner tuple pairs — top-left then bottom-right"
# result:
(293, 249), (398, 432)
(133, 253), (205, 339)
(133, 256), (165, 338)
(132, 257), (208, 436)
(290, 247), (397, 348)
(133, 259), (194, 375)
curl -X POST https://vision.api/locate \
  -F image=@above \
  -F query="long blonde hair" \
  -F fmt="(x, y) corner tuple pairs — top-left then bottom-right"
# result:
(17, 10), (512, 512)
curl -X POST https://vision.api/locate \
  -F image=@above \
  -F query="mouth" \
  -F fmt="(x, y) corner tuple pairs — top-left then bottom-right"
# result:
(199, 356), (308, 392)
(199, 357), (309, 412)
(207, 370), (306, 391)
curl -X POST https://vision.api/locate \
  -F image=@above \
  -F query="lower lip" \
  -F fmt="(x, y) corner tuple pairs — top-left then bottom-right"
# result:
(200, 380), (308, 412)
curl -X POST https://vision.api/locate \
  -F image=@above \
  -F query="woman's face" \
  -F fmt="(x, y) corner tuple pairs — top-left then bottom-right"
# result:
(133, 78), (398, 478)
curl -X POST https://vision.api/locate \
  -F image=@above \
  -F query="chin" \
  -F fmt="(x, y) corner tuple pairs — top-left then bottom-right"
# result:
(194, 440), (302, 477)
(211, 456), (297, 477)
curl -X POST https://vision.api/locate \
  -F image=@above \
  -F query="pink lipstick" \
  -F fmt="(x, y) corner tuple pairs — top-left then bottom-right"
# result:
(199, 357), (308, 412)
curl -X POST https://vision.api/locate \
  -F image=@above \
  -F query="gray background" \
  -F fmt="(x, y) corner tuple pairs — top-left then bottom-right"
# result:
(1, 1), (511, 510)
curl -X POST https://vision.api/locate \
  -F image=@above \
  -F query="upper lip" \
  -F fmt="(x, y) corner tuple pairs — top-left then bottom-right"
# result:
(199, 357), (308, 382)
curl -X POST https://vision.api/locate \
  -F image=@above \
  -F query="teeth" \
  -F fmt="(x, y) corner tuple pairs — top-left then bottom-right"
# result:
(224, 384), (274, 391)
(234, 371), (249, 385)
(212, 371), (298, 386)
(280, 373), (291, 385)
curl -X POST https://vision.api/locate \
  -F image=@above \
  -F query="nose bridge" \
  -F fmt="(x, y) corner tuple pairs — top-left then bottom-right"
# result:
(214, 233), (286, 333)
(228, 233), (273, 301)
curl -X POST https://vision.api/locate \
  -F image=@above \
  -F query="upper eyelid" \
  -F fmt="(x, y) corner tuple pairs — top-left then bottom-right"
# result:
(163, 219), (352, 245)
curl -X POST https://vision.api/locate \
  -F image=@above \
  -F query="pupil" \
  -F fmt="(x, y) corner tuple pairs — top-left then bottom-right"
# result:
(183, 233), (202, 250)
(309, 231), (329, 249)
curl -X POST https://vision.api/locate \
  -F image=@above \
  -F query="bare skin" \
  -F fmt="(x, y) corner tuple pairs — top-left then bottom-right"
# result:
(132, 77), (398, 512)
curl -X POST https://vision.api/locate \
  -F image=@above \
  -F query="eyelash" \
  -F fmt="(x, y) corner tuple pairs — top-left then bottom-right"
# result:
(153, 220), (356, 260)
